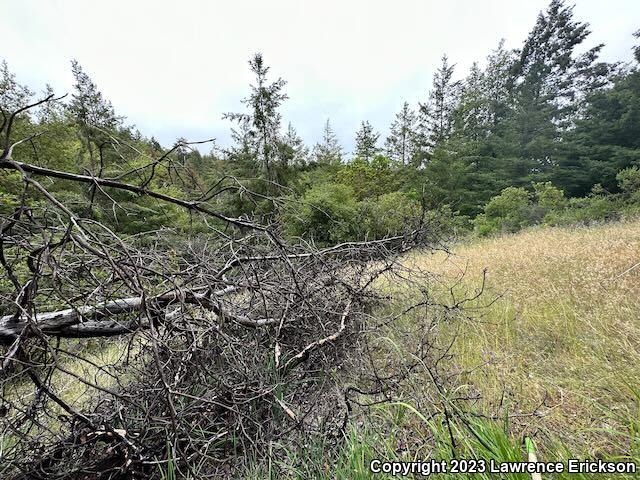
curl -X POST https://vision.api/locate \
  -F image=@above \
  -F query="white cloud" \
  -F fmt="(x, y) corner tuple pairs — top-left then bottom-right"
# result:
(2, 0), (638, 153)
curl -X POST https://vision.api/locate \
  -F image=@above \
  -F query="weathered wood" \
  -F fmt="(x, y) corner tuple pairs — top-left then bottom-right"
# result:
(0, 289), (275, 340)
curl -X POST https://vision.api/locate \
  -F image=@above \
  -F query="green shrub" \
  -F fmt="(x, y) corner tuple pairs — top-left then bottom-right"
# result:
(358, 191), (422, 239)
(283, 183), (359, 244)
(474, 187), (534, 236)
(532, 181), (568, 224)
(543, 194), (623, 226)
(533, 181), (567, 211)
(617, 166), (640, 202)
(284, 186), (433, 244)
(336, 156), (397, 200)
(0, 170), (24, 215)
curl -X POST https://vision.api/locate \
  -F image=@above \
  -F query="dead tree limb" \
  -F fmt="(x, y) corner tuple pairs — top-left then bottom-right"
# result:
(0, 93), (453, 480)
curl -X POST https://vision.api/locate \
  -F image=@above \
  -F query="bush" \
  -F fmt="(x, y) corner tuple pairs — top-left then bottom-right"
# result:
(617, 166), (640, 202)
(358, 191), (422, 239)
(284, 186), (431, 244)
(533, 181), (567, 211)
(532, 181), (568, 224)
(543, 195), (623, 226)
(474, 187), (534, 236)
(283, 183), (359, 244)
(336, 156), (397, 200)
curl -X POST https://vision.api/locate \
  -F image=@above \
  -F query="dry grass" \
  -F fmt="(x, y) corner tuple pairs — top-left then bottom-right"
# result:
(2, 338), (129, 438)
(412, 220), (640, 457)
(5, 222), (640, 476)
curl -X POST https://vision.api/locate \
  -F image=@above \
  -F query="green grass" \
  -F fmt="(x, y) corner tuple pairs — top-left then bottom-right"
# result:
(241, 402), (638, 479)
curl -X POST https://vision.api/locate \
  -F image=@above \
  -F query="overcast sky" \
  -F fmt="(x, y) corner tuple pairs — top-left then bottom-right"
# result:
(2, 0), (638, 154)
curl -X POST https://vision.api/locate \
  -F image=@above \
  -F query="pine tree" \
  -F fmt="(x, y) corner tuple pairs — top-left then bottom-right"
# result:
(228, 115), (256, 158)
(453, 62), (487, 141)
(418, 55), (460, 151)
(224, 53), (288, 178)
(550, 52), (640, 196)
(37, 84), (65, 123)
(68, 61), (121, 173)
(445, 42), (518, 209)
(385, 102), (418, 165)
(69, 60), (119, 131)
(508, 0), (610, 163)
(280, 123), (308, 167)
(354, 120), (380, 162)
(312, 119), (343, 164)
(483, 40), (514, 130)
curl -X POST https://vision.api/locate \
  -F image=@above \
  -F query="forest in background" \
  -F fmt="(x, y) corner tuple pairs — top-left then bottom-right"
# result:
(2, 0), (640, 245)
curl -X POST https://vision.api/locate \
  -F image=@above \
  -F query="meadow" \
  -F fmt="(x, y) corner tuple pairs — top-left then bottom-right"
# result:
(252, 219), (640, 479)
(420, 220), (640, 456)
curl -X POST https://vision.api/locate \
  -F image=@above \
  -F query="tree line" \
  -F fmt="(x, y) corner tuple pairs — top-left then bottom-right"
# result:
(2, 0), (640, 244)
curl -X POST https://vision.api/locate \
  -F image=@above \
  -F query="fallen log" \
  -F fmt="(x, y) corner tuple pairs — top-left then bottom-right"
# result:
(0, 288), (275, 341)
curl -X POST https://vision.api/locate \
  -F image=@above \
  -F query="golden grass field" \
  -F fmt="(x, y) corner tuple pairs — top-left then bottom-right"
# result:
(414, 219), (640, 457)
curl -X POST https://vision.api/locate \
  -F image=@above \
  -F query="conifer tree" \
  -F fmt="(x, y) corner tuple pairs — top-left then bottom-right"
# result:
(37, 84), (65, 123)
(483, 40), (515, 131)
(224, 53), (288, 178)
(354, 120), (380, 162)
(280, 123), (308, 167)
(312, 119), (343, 164)
(385, 102), (418, 165)
(508, 0), (610, 163)
(418, 55), (460, 151)
(69, 60), (119, 131)
(68, 61), (122, 172)
(453, 62), (487, 141)
(0, 60), (33, 112)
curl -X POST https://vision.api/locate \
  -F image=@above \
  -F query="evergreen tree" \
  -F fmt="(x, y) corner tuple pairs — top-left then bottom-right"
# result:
(551, 61), (640, 196)
(227, 115), (256, 159)
(418, 55), (460, 151)
(37, 84), (65, 123)
(507, 0), (610, 165)
(280, 123), (308, 167)
(446, 43), (518, 210)
(68, 61), (122, 173)
(312, 119), (343, 164)
(354, 120), (380, 162)
(432, 43), (517, 214)
(483, 40), (515, 132)
(224, 53), (288, 178)
(385, 102), (418, 165)
(0, 60), (33, 112)
(453, 63), (487, 141)
(69, 60), (119, 131)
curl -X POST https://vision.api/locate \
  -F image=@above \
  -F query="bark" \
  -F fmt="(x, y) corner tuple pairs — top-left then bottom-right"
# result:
(0, 289), (275, 341)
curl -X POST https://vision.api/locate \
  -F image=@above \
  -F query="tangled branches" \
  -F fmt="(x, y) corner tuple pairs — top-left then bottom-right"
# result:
(0, 96), (461, 479)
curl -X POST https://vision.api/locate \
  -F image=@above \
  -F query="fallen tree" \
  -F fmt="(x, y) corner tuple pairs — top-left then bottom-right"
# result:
(0, 95), (455, 479)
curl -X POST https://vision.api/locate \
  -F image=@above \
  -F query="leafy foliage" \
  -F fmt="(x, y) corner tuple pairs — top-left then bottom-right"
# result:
(2, 0), (640, 244)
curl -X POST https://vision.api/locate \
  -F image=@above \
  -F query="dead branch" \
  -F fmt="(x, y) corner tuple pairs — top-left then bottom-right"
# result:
(0, 94), (456, 479)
